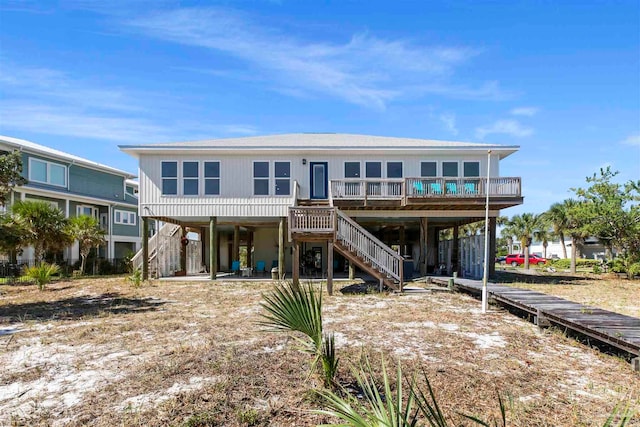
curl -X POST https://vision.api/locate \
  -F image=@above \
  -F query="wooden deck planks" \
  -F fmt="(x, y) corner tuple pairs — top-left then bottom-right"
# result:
(433, 277), (640, 357)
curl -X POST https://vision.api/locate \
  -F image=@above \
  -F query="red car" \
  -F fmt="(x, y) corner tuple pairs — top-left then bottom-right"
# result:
(505, 253), (547, 266)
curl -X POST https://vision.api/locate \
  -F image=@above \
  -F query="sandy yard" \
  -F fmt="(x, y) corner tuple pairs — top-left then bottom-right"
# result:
(0, 277), (638, 426)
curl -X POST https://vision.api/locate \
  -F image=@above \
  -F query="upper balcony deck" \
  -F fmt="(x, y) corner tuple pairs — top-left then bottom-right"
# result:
(328, 176), (522, 210)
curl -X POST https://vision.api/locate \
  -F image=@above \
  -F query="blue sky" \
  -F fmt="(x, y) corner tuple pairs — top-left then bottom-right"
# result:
(1, 0), (638, 215)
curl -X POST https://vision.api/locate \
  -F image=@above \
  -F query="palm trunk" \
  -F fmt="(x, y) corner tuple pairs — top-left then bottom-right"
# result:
(80, 254), (86, 275)
(560, 232), (568, 259)
(543, 243), (548, 259)
(570, 236), (577, 273)
(524, 245), (530, 270)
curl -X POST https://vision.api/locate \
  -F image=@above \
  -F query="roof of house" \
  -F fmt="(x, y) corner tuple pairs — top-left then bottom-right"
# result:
(119, 133), (519, 158)
(0, 135), (136, 179)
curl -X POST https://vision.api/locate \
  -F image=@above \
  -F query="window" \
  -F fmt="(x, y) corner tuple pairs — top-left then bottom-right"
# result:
(204, 161), (220, 195)
(387, 162), (403, 178)
(161, 161), (177, 195)
(29, 158), (66, 187)
(463, 161), (480, 177)
(275, 161), (290, 196)
(76, 205), (98, 218)
(344, 162), (360, 178)
(114, 209), (136, 226)
(421, 161), (437, 177)
(365, 162), (382, 178)
(183, 161), (199, 196)
(442, 161), (458, 177)
(253, 161), (269, 195)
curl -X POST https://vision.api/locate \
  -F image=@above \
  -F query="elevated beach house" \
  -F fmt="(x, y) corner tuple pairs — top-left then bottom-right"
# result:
(0, 135), (141, 264)
(120, 133), (522, 291)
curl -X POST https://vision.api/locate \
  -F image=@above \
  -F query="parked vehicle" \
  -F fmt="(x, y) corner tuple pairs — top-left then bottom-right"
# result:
(505, 253), (547, 266)
(495, 256), (507, 264)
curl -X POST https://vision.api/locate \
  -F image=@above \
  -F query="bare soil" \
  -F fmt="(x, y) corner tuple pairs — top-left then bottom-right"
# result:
(0, 276), (638, 426)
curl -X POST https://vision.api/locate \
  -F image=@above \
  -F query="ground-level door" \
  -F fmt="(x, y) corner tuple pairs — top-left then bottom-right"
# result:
(310, 162), (328, 199)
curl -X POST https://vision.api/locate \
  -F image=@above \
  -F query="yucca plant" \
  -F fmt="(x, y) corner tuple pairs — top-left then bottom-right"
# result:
(602, 401), (636, 427)
(25, 262), (60, 291)
(259, 281), (338, 387)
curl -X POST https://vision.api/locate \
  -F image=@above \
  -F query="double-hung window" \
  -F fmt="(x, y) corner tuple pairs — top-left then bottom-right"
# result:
(253, 162), (269, 196)
(344, 162), (360, 178)
(204, 161), (220, 195)
(29, 158), (66, 187)
(387, 162), (403, 178)
(183, 161), (199, 196)
(274, 162), (290, 196)
(365, 161), (382, 196)
(463, 162), (480, 177)
(161, 161), (178, 195)
(421, 161), (437, 177)
(76, 205), (98, 218)
(442, 161), (458, 177)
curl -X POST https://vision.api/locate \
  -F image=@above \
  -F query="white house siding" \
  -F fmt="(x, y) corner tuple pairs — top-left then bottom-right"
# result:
(138, 152), (501, 218)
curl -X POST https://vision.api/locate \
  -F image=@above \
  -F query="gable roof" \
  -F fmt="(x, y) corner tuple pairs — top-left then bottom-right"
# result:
(119, 133), (519, 158)
(0, 135), (136, 179)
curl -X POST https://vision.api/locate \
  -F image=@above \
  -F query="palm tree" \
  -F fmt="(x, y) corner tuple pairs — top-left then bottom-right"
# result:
(545, 202), (570, 259)
(10, 200), (71, 263)
(563, 199), (588, 274)
(0, 213), (27, 263)
(533, 219), (553, 260)
(507, 213), (541, 269)
(500, 223), (516, 254)
(68, 215), (106, 274)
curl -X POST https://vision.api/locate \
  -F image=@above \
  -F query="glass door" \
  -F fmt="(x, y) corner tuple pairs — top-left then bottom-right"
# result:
(310, 162), (328, 199)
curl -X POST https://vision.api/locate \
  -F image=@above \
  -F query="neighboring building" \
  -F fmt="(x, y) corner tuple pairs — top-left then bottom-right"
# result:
(120, 133), (523, 288)
(0, 135), (141, 263)
(530, 237), (611, 260)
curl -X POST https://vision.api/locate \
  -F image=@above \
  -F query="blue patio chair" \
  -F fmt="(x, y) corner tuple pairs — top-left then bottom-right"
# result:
(430, 182), (443, 194)
(464, 182), (477, 194)
(256, 260), (266, 276)
(446, 182), (458, 194)
(231, 260), (241, 275)
(412, 180), (424, 195)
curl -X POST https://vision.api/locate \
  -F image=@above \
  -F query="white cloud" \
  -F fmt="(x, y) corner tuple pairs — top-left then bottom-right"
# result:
(475, 119), (533, 139)
(510, 107), (538, 117)
(124, 7), (507, 109)
(621, 134), (640, 147)
(438, 113), (458, 135)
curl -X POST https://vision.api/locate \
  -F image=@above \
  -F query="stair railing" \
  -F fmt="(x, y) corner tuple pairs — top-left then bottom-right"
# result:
(335, 209), (403, 285)
(131, 223), (181, 274)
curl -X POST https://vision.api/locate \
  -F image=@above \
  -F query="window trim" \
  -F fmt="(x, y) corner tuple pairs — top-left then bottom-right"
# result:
(344, 161), (361, 178)
(181, 160), (200, 196)
(365, 161), (382, 178)
(442, 160), (459, 177)
(385, 161), (404, 179)
(161, 160), (178, 196)
(253, 160), (271, 196)
(274, 161), (291, 196)
(114, 209), (137, 226)
(76, 205), (99, 218)
(420, 161), (438, 177)
(463, 161), (481, 177)
(29, 157), (67, 187)
(203, 160), (221, 196)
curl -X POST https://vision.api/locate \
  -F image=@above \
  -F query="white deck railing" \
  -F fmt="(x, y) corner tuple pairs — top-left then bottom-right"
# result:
(330, 177), (521, 201)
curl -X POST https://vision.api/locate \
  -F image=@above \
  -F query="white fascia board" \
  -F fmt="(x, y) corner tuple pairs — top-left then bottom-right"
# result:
(17, 185), (139, 209)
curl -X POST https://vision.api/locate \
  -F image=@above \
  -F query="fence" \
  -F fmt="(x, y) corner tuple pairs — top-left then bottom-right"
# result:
(0, 258), (132, 283)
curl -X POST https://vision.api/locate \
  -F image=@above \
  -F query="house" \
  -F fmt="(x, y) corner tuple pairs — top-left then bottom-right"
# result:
(530, 237), (612, 261)
(120, 133), (523, 290)
(0, 135), (141, 264)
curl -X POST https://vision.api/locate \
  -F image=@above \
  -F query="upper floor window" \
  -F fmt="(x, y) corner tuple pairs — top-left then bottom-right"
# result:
(29, 158), (66, 187)
(365, 161), (382, 178)
(204, 161), (220, 195)
(442, 161), (458, 177)
(161, 161), (178, 195)
(114, 209), (136, 226)
(387, 162), (403, 178)
(344, 162), (360, 178)
(275, 161), (290, 196)
(463, 161), (480, 177)
(183, 161), (199, 196)
(253, 161), (269, 196)
(421, 161), (437, 177)
(76, 205), (98, 218)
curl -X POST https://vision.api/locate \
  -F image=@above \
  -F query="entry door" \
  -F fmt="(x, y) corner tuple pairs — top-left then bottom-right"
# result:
(310, 162), (328, 199)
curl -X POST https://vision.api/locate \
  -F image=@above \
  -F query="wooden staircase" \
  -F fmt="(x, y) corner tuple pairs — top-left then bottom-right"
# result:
(132, 223), (182, 278)
(288, 207), (404, 291)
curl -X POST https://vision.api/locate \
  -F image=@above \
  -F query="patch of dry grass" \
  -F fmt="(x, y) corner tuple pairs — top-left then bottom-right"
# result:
(1, 277), (638, 426)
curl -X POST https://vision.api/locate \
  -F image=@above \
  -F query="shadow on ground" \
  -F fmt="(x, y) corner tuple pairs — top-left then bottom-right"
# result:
(0, 293), (167, 323)
(492, 270), (596, 285)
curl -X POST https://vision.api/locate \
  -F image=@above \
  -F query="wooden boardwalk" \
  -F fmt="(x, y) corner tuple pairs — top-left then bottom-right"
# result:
(430, 277), (640, 369)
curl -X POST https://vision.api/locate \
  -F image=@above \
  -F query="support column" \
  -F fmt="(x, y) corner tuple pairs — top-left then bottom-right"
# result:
(209, 217), (217, 280)
(233, 225), (240, 264)
(292, 241), (300, 290)
(426, 226), (437, 272)
(201, 227), (206, 267)
(419, 218), (428, 276)
(180, 226), (187, 273)
(399, 225), (406, 256)
(327, 240), (334, 295)
(349, 261), (355, 280)
(452, 224), (460, 276)
(278, 217), (285, 280)
(489, 217), (497, 279)
(247, 230), (253, 269)
(142, 217), (149, 281)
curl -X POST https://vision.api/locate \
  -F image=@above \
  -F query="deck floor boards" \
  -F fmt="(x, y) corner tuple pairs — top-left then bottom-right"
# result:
(431, 277), (640, 357)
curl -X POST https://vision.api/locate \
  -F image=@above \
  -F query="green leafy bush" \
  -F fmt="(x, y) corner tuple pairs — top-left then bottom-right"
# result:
(627, 263), (640, 279)
(25, 263), (60, 291)
(128, 268), (143, 287)
(551, 258), (600, 270)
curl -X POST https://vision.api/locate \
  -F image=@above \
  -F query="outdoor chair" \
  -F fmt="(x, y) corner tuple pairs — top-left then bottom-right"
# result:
(464, 182), (477, 194)
(446, 182), (458, 194)
(231, 260), (241, 275)
(430, 182), (443, 194)
(255, 260), (266, 276)
(412, 180), (425, 195)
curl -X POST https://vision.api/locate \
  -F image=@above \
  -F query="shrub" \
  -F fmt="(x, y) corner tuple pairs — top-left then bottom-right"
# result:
(25, 263), (60, 291)
(627, 263), (640, 279)
(128, 268), (143, 287)
(551, 258), (600, 270)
